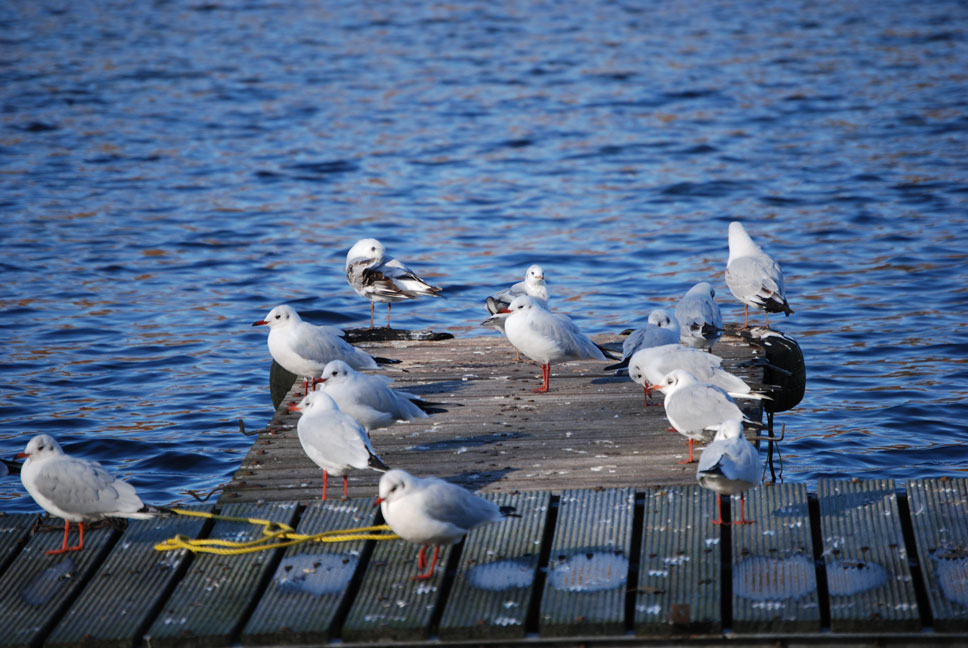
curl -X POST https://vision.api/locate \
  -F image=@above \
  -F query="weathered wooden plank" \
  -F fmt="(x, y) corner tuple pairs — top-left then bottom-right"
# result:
(906, 478), (968, 632)
(240, 498), (377, 646)
(142, 502), (298, 648)
(539, 488), (635, 637)
(818, 479), (920, 632)
(438, 491), (550, 640)
(0, 514), (38, 576)
(0, 520), (116, 648)
(635, 484), (720, 635)
(731, 483), (820, 633)
(45, 508), (212, 648)
(340, 528), (454, 642)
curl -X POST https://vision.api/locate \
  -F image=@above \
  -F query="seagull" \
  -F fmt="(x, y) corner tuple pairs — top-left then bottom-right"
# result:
(725, 222), (793, 327)
(252, 304), (380, 395)
(605, 308), (681, 371)
(17, 434), (161, 555)
(484, 264), (549, 361)
(290, 391), (389, 500)
(345, 238), (442, 329)
(649, 369), (761, 464)
(375, 469), (518, 580)
(317, 360), (428, 433)
(498, 295), (606, 393)
(697, 420), (762, 525)
(674, 282), (724, 350)
(628, 344), (768, 406)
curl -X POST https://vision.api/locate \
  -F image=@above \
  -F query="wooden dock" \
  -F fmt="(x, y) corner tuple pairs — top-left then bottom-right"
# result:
(3, 330), (967, 645)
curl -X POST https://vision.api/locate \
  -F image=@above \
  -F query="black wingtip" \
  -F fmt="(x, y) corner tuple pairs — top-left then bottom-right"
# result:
(604, 357), (630, 371)
(499, 505), (522, 518)
(374, 356), (402, 365)
(370, 455), (391, 472)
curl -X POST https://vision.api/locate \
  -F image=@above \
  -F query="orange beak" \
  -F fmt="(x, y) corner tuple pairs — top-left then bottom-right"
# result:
(252, 320), (268, 327)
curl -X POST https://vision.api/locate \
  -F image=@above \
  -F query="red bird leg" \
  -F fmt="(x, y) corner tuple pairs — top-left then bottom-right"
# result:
(678, 439), (697, 464)
(343, 475), (349, 499)
(533, 363), (550, 393)
(417, 545), (428, 570)
(735, 493), (755, 525)
(412, 545), (441, 580)
(643, 385), (650, 407)
(47, 520), (71, 555)
(303, 378), (309, 396)
(321, 472), (329, 501)
(744, 304), (750, 328)
(369, 301), (375, 330)
(712, 494), (725, 526)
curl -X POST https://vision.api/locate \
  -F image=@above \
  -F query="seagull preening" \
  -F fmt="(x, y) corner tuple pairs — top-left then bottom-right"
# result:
(375, 469), (518, 580)
(674, 282), (724, 350)
(498, 295), (606, 393)
(484, 264), (549, 361)
(725, 221), (793, 327)
(317, 360), (429, 432)
(18, 434), (161, 555)
(290, 391), (389, 500)
(649, 369), (761, 464)
(697, 420), (762, 525)
(606, 308), (681, 371)
(253, 304), (380, 395)
(628, 344), (768, 406)
(345, 238), (442, 329)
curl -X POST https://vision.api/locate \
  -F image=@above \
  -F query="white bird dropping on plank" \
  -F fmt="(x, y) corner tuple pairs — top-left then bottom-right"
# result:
(290, 391), (389, 500)
(252, 304), (379, 395)
(483, 264), (549, 361)
(674, 282), (724, 350)
(18, 434), (160, 555)
(375, 469), (518, 580)
(318, 359), (428, 432)
(649, 369), (760, 464)
(697, 420), (761, 525)
(500, 295), (606, 393)
(725, 221), (793, 327)
(345, 238), (442, 329)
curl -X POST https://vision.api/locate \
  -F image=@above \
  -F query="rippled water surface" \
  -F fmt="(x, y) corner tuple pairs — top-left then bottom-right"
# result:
(2, 0), (967, 512)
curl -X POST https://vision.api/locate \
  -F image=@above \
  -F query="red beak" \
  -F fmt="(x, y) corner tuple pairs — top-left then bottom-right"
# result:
(373, 497), (385, 508)
(15, 452), (28, 459)
(498, 308), (511, 314)
(288, 403), (301, 412)
(647, 384), (662, 392)
(252, 320), (268, 327)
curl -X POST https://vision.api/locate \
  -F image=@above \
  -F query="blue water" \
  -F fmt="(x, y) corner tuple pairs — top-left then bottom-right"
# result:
(2, 0), (967, 512)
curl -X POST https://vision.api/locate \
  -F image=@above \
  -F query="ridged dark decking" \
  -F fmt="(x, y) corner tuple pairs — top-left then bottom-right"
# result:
(1, 480), (968, 646)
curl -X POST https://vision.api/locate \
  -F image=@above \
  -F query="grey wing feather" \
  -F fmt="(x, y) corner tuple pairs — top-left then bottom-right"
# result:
(37, 458), (142, 515)
(420, 481), (502, 531)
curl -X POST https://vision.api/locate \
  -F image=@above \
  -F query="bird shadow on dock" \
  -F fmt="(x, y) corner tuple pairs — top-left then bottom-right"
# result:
(407, 431), (528, 453)
(441, 467), (518, 491)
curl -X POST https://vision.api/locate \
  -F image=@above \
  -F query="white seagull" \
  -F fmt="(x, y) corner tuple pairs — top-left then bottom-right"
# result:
(499, 295), (606, 393)
(253, 304), (380, 395)
(674, 282), (724, 350)
(607, 308), (681, 371)
(318, 360), (428, 433)
(649, 369), (760, 464)
(483, 264), (549, 362)
(697, 420), (762, 525)
(725, 221), (793, 327)
(290, 391), (389, 500)
(18, 434), (160, 555)
(345, 238), (442, 329)
(628, 344), (767, 406)
(375, 469), (518, 580)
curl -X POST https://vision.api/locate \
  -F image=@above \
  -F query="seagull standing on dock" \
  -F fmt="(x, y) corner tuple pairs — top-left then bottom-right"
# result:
(605, 308), (681, 371)
(499, 295), (606, 393)
(18, 434), (161, 555)
(649, 369), (761, 464)
(674, 282), (724, 350)
(375, 469), (518, 580)
(725, 221), (793, 328)
(483, 264), (549, 362)
(628, 344), (768, 406)
(318, 360), (429, 433)
(345, 238), (442, 329)
(252, 305), (380, 395)
(290, 391), (389, 501)
(697, 420), (762, 525)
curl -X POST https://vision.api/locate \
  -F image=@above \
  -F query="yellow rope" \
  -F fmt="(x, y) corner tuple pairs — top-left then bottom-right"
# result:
(154, 507), (399, 555)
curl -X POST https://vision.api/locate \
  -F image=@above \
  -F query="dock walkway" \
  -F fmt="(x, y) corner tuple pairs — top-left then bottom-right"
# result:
(3, 331), (966, 646)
